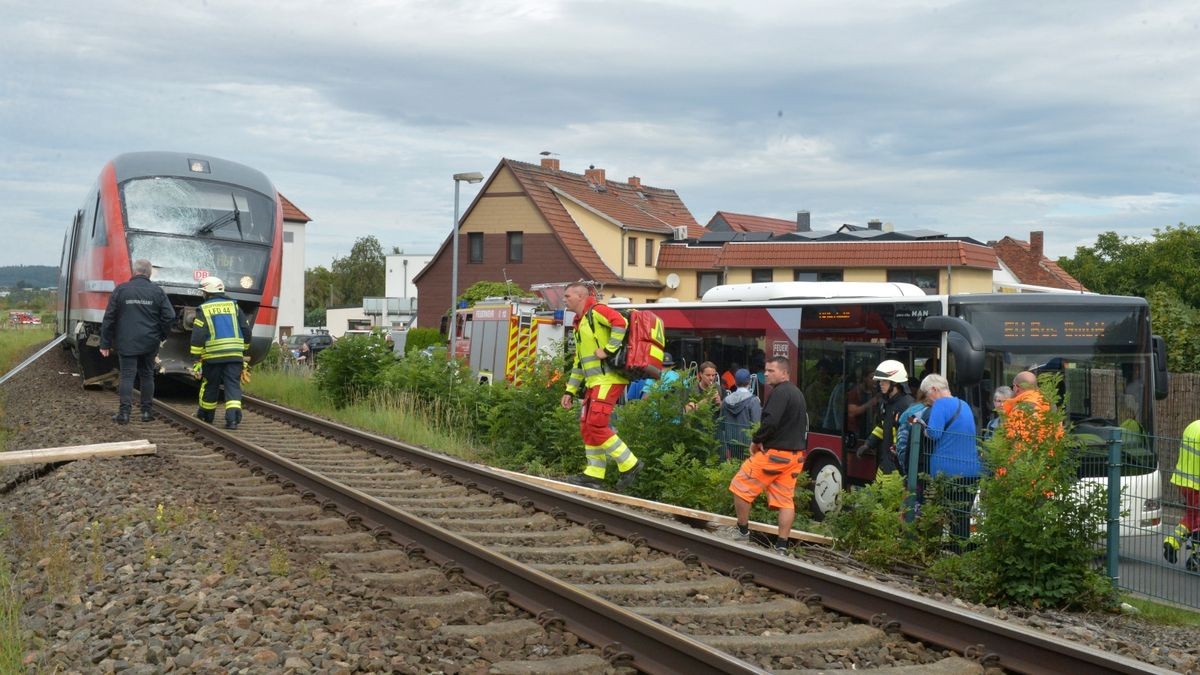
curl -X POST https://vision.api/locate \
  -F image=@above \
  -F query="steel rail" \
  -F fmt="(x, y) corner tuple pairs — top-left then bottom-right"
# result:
(242, 394), (1171, 675)
(0, 333), (66, 387)
(154, 399), (766, 675)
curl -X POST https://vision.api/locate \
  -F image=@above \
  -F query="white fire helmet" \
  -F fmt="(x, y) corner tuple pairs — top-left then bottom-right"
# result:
(199, 277), (225, 294)
(873, 359), (908, 383)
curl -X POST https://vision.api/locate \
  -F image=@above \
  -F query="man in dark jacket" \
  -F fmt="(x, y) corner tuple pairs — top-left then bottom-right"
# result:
(719, 368), (761, 460)
(856, 359), (916, 474)
(99, 258), (176, 424)
(190, 276), (252, 429)
(728, 355), (807, 553)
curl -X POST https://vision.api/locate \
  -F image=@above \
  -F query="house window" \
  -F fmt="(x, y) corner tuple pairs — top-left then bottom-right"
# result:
(645, 239), (655, 267)
(628, 237), (638, 266)
(887, 269), (939, 294)
(794, 270), (843, 282)
(506, 231), (523, 263)
(697, 271), (723, 297)
(751, 268), (773, 283)
(468, 232), (484, 263)
(283, 231), (294, 243)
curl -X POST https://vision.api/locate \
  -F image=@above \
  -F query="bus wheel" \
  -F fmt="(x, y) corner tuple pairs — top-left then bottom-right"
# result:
(807, 455), (843, 521)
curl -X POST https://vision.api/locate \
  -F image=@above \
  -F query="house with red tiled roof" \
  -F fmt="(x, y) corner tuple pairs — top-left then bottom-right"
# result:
(278, 192), (311, 336)
(413, 157), (701, 328)
(991, 231), (1086, 292)
(655, 219), (1000, 300)
(706, 210), (801, 236)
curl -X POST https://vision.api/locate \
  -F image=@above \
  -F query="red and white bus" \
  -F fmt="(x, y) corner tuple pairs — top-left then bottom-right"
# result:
(616, 282), (1167, 523)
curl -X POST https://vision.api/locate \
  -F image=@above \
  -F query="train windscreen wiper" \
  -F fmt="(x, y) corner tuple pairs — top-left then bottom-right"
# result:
(196, 194), (244, 239)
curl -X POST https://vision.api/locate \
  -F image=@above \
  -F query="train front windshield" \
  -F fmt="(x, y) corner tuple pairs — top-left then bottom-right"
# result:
(121, 177), (276, 294)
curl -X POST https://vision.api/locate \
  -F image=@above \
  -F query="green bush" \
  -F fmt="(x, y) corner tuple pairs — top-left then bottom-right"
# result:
(403, 327), (443, 355)
(483, 355), (582, 474)
(828, 472), (950, 569)
(314, 334), (395, 407)
(256, 342), (285, 370)
(946, 374), (1114, 610)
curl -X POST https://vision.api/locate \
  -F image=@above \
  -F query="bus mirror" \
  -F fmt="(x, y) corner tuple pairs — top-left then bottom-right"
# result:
(1152, 334), (1169, 400)
(923, 315), (985, 385)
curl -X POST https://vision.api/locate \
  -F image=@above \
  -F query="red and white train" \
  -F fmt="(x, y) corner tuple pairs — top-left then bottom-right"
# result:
(56, 151), (284, 384)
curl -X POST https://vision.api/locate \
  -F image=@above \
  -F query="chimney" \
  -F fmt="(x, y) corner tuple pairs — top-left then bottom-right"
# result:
(540, 157), (560, 171)
(796, 210), (811, 232)
(1030, 231), (1044, 259)
(628, 176), (641, 188)
(867, 219), (883, 231)
(584, 165), (606, 185)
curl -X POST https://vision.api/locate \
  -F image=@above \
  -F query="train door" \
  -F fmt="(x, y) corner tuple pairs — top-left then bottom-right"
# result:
(843, 344), (883, 482)
(56, 209), (84, 338)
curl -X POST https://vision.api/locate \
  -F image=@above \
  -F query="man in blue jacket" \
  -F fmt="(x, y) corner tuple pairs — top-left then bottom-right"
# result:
(99, 258), (175, 424)
(917, 373), (980, 546)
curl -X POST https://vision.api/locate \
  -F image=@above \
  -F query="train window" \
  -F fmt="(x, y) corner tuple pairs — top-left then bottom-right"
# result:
(91, 193), (107, 244)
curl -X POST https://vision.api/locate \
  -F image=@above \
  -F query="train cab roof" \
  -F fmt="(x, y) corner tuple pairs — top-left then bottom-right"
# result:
(111, 151), (276, 198)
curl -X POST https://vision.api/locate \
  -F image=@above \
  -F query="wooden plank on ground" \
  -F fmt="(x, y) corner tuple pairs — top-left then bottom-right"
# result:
(490, 466), (833, 545)
(0, 439), (156, 466)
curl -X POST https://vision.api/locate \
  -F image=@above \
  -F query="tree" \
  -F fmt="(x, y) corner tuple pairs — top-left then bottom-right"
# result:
(458, 280), (525, 308)
(304, 266), (336, 313)
(1059, 223), (1200, 371)
(330, 235), (386, 306)
(305, 306), (327, 328)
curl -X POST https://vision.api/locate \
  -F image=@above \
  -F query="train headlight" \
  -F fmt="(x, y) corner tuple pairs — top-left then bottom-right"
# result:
(240, 276), (254, 289)
(188, 158), (211, 173)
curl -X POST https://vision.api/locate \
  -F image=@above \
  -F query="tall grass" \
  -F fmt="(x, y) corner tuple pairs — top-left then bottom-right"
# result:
(246, 370), (487, 462)
(0, 327), (53, 376)
(0, 551), (21, 673)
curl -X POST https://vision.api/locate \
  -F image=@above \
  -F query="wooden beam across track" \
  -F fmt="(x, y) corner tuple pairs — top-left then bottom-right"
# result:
(0, 439), (156, 466)
(489, 466), (833, 545)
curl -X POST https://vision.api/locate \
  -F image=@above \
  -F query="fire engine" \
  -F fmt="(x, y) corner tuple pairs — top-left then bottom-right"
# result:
(451, 283), (570, 384)
(8, 310), (41, 326)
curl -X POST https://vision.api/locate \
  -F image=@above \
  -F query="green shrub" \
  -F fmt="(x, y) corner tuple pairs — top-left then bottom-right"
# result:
(256, 342), (285, 370)
(828, 472), (950, 569)
(946, 373), (1114, 609)
(314, 333), (395, 407)
(483, 355), (582, 473)
(403, 327), (443, 355)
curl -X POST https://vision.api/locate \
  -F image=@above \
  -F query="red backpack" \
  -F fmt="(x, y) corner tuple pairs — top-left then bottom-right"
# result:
(610, 308), (667, 380)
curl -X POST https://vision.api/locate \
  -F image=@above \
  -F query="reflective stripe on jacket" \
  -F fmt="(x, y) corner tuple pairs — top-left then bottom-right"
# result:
(565, 298), (628, 395)
(190, 296), (250, 363)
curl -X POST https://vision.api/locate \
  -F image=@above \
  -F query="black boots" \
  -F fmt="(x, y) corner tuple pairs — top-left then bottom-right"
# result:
(195, 408), (215, 424)
(224, 408), (242, 430)
(140, 408), (154, 423)
(112, 410), (130, 425)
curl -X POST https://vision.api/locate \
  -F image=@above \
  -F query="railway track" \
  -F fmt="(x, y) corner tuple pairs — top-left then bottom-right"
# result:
(150, 394), (1168, 675)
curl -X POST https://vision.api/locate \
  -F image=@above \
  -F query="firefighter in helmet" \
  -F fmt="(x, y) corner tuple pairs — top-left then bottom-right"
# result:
(1164, 419), (1200, 570)
(190, 277), (251, 429)
(855, 359), (915, 474)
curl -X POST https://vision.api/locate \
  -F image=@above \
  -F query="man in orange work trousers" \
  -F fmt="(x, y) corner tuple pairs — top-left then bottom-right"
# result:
(560, 283), (644, 491)
(728, 355), (808, 553)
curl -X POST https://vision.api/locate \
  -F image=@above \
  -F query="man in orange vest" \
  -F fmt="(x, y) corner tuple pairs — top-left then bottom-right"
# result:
(1002, 371), (1051, 442)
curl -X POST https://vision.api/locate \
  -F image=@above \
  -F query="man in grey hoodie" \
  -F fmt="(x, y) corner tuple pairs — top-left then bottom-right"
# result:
(719, 368), (762, 460)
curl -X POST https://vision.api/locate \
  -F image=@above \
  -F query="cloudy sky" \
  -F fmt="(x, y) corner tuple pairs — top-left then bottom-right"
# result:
(2, 0), (1197, 270)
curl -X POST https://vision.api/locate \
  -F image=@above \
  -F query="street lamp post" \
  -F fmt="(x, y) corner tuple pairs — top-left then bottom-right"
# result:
(449, 171), (485, 358)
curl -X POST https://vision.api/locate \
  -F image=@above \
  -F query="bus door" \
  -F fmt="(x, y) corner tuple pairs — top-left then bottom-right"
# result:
(843, 345), (883, 481)
(674, 337), (704, 372)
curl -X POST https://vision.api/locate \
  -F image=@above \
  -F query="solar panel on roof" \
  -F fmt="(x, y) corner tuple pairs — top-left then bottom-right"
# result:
(701, 232), (737, 242)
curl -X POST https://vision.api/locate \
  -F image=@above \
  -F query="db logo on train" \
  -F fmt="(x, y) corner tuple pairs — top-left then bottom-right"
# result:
(194, 270), (210, 281)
